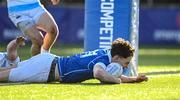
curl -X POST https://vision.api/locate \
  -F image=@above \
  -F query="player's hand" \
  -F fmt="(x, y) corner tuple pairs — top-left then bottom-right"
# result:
(51, 0), (60, 5)
(16, 36), (26, 47)
(135, 74), (148, 83)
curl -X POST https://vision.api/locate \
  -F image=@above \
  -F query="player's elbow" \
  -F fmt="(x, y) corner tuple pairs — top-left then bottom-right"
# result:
(9, 56), (16, 61)
(93, 68), (105, 80)
(7, 53), (17, 61)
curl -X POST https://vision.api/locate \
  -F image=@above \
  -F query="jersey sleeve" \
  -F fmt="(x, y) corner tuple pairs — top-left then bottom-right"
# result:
(94, 62), (106, 70)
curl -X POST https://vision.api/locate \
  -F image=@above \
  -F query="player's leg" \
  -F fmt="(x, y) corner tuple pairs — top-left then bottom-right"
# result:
(36, 12), (59, 53)
(8, 53), (55, 83)
(25, 26), (44, 56)
(8, 5), (45, 56)
(18, 21), (44, 56)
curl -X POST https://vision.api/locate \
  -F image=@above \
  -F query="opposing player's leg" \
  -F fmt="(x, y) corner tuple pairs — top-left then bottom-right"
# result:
(0, 53), (55, 83)
(26, 27), (44, 56)
(8, 53), (55, 83)
(36, 12), (59, 53)
(18, 21), (44, 56)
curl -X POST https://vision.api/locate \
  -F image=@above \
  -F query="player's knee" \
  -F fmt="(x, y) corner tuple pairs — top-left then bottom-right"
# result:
(49, 25), (59, 36)
(36, 39), (43, 46)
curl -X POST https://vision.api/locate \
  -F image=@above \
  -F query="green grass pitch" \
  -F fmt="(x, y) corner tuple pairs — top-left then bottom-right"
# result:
(0, 44), (180, 99)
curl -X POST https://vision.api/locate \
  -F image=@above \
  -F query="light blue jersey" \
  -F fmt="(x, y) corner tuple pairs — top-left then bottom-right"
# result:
(57, 49), (112, 83)
(0, 52), (20, 68)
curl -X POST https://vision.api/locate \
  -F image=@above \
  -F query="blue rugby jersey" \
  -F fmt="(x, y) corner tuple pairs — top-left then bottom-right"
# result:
(57, 49), (112, 83)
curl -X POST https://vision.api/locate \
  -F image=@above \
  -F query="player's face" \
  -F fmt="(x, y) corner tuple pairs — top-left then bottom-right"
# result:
(113, 56), (132, 68)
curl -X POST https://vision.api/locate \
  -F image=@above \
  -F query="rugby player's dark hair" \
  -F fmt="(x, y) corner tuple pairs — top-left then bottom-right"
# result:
(111, 38), (135, 58)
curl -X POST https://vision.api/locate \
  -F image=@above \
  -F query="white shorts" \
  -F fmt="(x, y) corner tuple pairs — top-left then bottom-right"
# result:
(9, 53), (56, 83)
(8, 5), (46, 27)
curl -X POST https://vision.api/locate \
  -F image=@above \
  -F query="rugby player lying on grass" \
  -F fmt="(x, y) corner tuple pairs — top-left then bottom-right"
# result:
(0, 38), (148, 84)
(0, 36), (25, 70)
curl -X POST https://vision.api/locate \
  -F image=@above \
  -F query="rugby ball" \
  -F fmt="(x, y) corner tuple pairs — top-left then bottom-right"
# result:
(106, 62), (123, 77)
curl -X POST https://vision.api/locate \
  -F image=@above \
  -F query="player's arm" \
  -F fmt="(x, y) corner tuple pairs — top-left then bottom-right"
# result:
(0, 65), (17, 82)
(120, 74), (148, 83)
(93, 63), (121, 84)
(51, 0), (60, 5)
(7, 36), (25, 61)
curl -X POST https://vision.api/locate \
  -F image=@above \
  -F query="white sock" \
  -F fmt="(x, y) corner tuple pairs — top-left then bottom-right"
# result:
(41, 47), (49, 53)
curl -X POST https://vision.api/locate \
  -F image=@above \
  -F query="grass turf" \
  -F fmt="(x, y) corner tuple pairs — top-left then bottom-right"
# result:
(0, 44), (180, 99)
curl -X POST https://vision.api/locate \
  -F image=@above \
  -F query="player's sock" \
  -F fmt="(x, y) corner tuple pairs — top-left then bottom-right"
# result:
(41, 47), (49, 53)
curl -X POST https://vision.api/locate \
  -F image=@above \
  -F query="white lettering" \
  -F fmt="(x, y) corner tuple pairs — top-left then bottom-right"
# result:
(99, 0), (114, 49)
(154, 30), (180, 43)
(101, 3), (114, 10)
(100, 20), (113, 28)
(3, 29), (22, 39)
(100, 10), (114, 20)
(100, 28), (113, 35)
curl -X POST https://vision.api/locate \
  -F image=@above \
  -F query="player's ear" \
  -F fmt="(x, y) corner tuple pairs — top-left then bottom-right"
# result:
(112, 55), (120, 61)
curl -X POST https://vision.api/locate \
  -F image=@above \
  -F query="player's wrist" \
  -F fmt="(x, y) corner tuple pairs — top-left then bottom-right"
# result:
(135, 76), (146, 83)
(134, 77), (138, 82)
